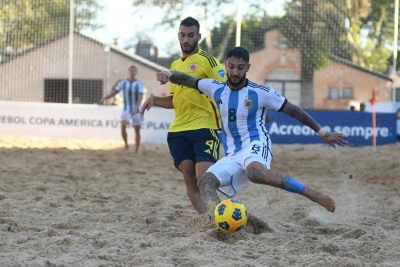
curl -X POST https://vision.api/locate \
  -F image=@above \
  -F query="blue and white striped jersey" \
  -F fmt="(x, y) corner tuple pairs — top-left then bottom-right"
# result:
(115, 79), (145, 113)
(197, 78), (287, 155)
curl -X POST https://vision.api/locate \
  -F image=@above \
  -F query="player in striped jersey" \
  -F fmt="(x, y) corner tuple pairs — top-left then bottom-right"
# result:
(99, 65), (145, 152)
(156, 47), (348, 213)
(141, 17), (226, 214)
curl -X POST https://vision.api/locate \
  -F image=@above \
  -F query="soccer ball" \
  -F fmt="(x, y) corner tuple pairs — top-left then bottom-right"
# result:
(214, 199), (248, 233)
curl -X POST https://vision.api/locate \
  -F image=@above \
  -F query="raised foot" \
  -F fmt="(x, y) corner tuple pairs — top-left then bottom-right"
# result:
(305, 188), (336, 212)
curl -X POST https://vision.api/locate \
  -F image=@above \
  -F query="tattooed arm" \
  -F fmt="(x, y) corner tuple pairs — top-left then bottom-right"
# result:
(281, 101), (348, 148)
(156, 70), (198, 89)
(281, 101), (321, 132)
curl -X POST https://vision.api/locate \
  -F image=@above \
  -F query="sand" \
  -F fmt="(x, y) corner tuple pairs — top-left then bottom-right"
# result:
(0, 136), (399, 267)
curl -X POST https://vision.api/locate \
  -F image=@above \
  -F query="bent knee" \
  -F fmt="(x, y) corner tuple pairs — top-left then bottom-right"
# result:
(246, 162), (268, 184)
(197, 172), (220, 189)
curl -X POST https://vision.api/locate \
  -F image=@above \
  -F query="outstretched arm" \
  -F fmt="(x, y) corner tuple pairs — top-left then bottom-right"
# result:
(281, 101), (347, 148)
(156, 71), (198, 89)
(140, 95), (173, 116)
(98, 89), (118, 105)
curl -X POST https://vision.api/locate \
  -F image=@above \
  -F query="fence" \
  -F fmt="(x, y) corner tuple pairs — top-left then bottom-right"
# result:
(0, 0), (398, 110)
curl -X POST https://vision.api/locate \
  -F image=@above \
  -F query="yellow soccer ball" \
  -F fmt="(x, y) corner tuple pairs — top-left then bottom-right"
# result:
(214, 199), (247, 233)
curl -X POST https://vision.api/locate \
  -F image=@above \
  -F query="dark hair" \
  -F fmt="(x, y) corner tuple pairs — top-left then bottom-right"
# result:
(180, 17), (200, 32)
(226, 47), (249, 63)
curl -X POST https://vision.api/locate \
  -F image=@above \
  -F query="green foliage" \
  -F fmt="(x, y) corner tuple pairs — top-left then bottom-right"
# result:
(203, 13), (276, 60)
(0, 0), (102, 52)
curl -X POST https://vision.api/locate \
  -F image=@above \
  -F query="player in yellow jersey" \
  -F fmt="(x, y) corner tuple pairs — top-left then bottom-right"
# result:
(141, 17), (226, 214)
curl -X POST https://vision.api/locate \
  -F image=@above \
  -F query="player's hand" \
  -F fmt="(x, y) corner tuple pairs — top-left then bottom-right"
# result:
(265, 114), (271, 123)
(131, 109), (137, 116)
(140, 97), (154, 116)
(322, 132), (348, 148)
(98, 98), (105, 105)
(156, 72), (170, 85)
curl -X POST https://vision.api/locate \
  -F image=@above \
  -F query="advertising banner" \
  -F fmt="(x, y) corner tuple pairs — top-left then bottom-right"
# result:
(0, 102), (174, 143)
(266, 110), (398, 146)
(1, 102), (397, 145)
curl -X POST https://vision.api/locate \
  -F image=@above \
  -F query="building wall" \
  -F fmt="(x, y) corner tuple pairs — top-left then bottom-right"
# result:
(247, 30), (391, 110)
(0, 34), (169, 103)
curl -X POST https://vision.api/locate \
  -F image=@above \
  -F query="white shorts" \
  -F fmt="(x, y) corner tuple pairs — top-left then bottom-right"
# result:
(207, 139), (272, 198)
(121, 111), (145, 126)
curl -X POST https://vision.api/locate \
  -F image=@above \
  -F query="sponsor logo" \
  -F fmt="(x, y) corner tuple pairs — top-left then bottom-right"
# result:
(268, 122), (391, 140)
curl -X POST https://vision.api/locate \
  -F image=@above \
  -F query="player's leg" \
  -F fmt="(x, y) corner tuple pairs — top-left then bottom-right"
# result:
(133, 125), (140, 153)
(120, 111), (130, 150)
(179, 159), (206, 213)
(167, 131), (206, 214)
(246, 161), (335, 212)
(131, 113), (144, 153)
(197, 171), (221, 212)
(191, 128), (220, 181)
(120, 120), (129, 149)
(240, 140), (335, 212)
(191, 129), (220, 213)
(198, 153), (247, 213)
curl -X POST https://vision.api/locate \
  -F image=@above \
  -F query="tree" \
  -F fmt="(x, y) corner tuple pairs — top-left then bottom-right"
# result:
(0, 0), (102, 56)
(204, 12), (276, 61)
(132, 0), (232, 54)
(277, 0), (347, 108)
(345, 0), (395, 73)
(131, 0), (278, 55)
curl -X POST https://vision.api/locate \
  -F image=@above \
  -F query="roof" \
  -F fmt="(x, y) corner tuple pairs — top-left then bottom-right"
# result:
(330, 55), (392, 81)
(0, 31), (169, 72)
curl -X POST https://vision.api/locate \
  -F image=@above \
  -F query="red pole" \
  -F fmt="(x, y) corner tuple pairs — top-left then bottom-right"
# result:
(371, 89), (376, 146)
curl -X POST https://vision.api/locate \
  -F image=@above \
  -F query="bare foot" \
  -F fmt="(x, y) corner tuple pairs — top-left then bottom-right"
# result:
(303, 188), (336, 212)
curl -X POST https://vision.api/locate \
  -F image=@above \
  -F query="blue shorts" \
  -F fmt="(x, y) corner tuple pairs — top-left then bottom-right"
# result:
(167, 129), (220, 169)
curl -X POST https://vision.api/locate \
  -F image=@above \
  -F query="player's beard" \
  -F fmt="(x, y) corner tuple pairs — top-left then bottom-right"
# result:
(180, 40), (198, 55)
(227, 74), (246, 88)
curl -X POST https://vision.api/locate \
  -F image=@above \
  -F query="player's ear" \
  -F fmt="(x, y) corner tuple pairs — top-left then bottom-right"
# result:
(198, 33), (201, 41)
(247, 63), (251, 72)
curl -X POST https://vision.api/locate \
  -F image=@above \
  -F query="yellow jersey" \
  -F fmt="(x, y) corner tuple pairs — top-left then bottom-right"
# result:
(169, 48), (226, 132)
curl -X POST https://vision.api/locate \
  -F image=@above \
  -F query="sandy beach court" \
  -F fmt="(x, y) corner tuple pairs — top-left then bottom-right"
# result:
(1, 137), (399, 267)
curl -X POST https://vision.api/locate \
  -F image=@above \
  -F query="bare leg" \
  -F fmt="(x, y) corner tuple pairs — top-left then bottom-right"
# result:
(179, 160), (208, 214)
(133, 125), (141, 153)
(197, 172), (221, 213)
(246, 161), (335, 212)
(121, 121), (129, 150)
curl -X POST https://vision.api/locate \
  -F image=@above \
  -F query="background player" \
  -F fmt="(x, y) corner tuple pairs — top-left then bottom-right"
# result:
(141, 17), (226, 214)
(155, 46), (348, 213)
(99, 65), (145, 153)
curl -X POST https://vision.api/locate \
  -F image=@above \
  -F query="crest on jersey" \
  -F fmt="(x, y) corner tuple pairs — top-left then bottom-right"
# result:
(189, 64), (198, 72)
(244, 94), (252, 109)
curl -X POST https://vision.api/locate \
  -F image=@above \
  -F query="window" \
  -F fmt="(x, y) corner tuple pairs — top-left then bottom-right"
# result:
(329, 87), (340, 99)
(44, 79), (103, 104)
(342, 87), (353, 99)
